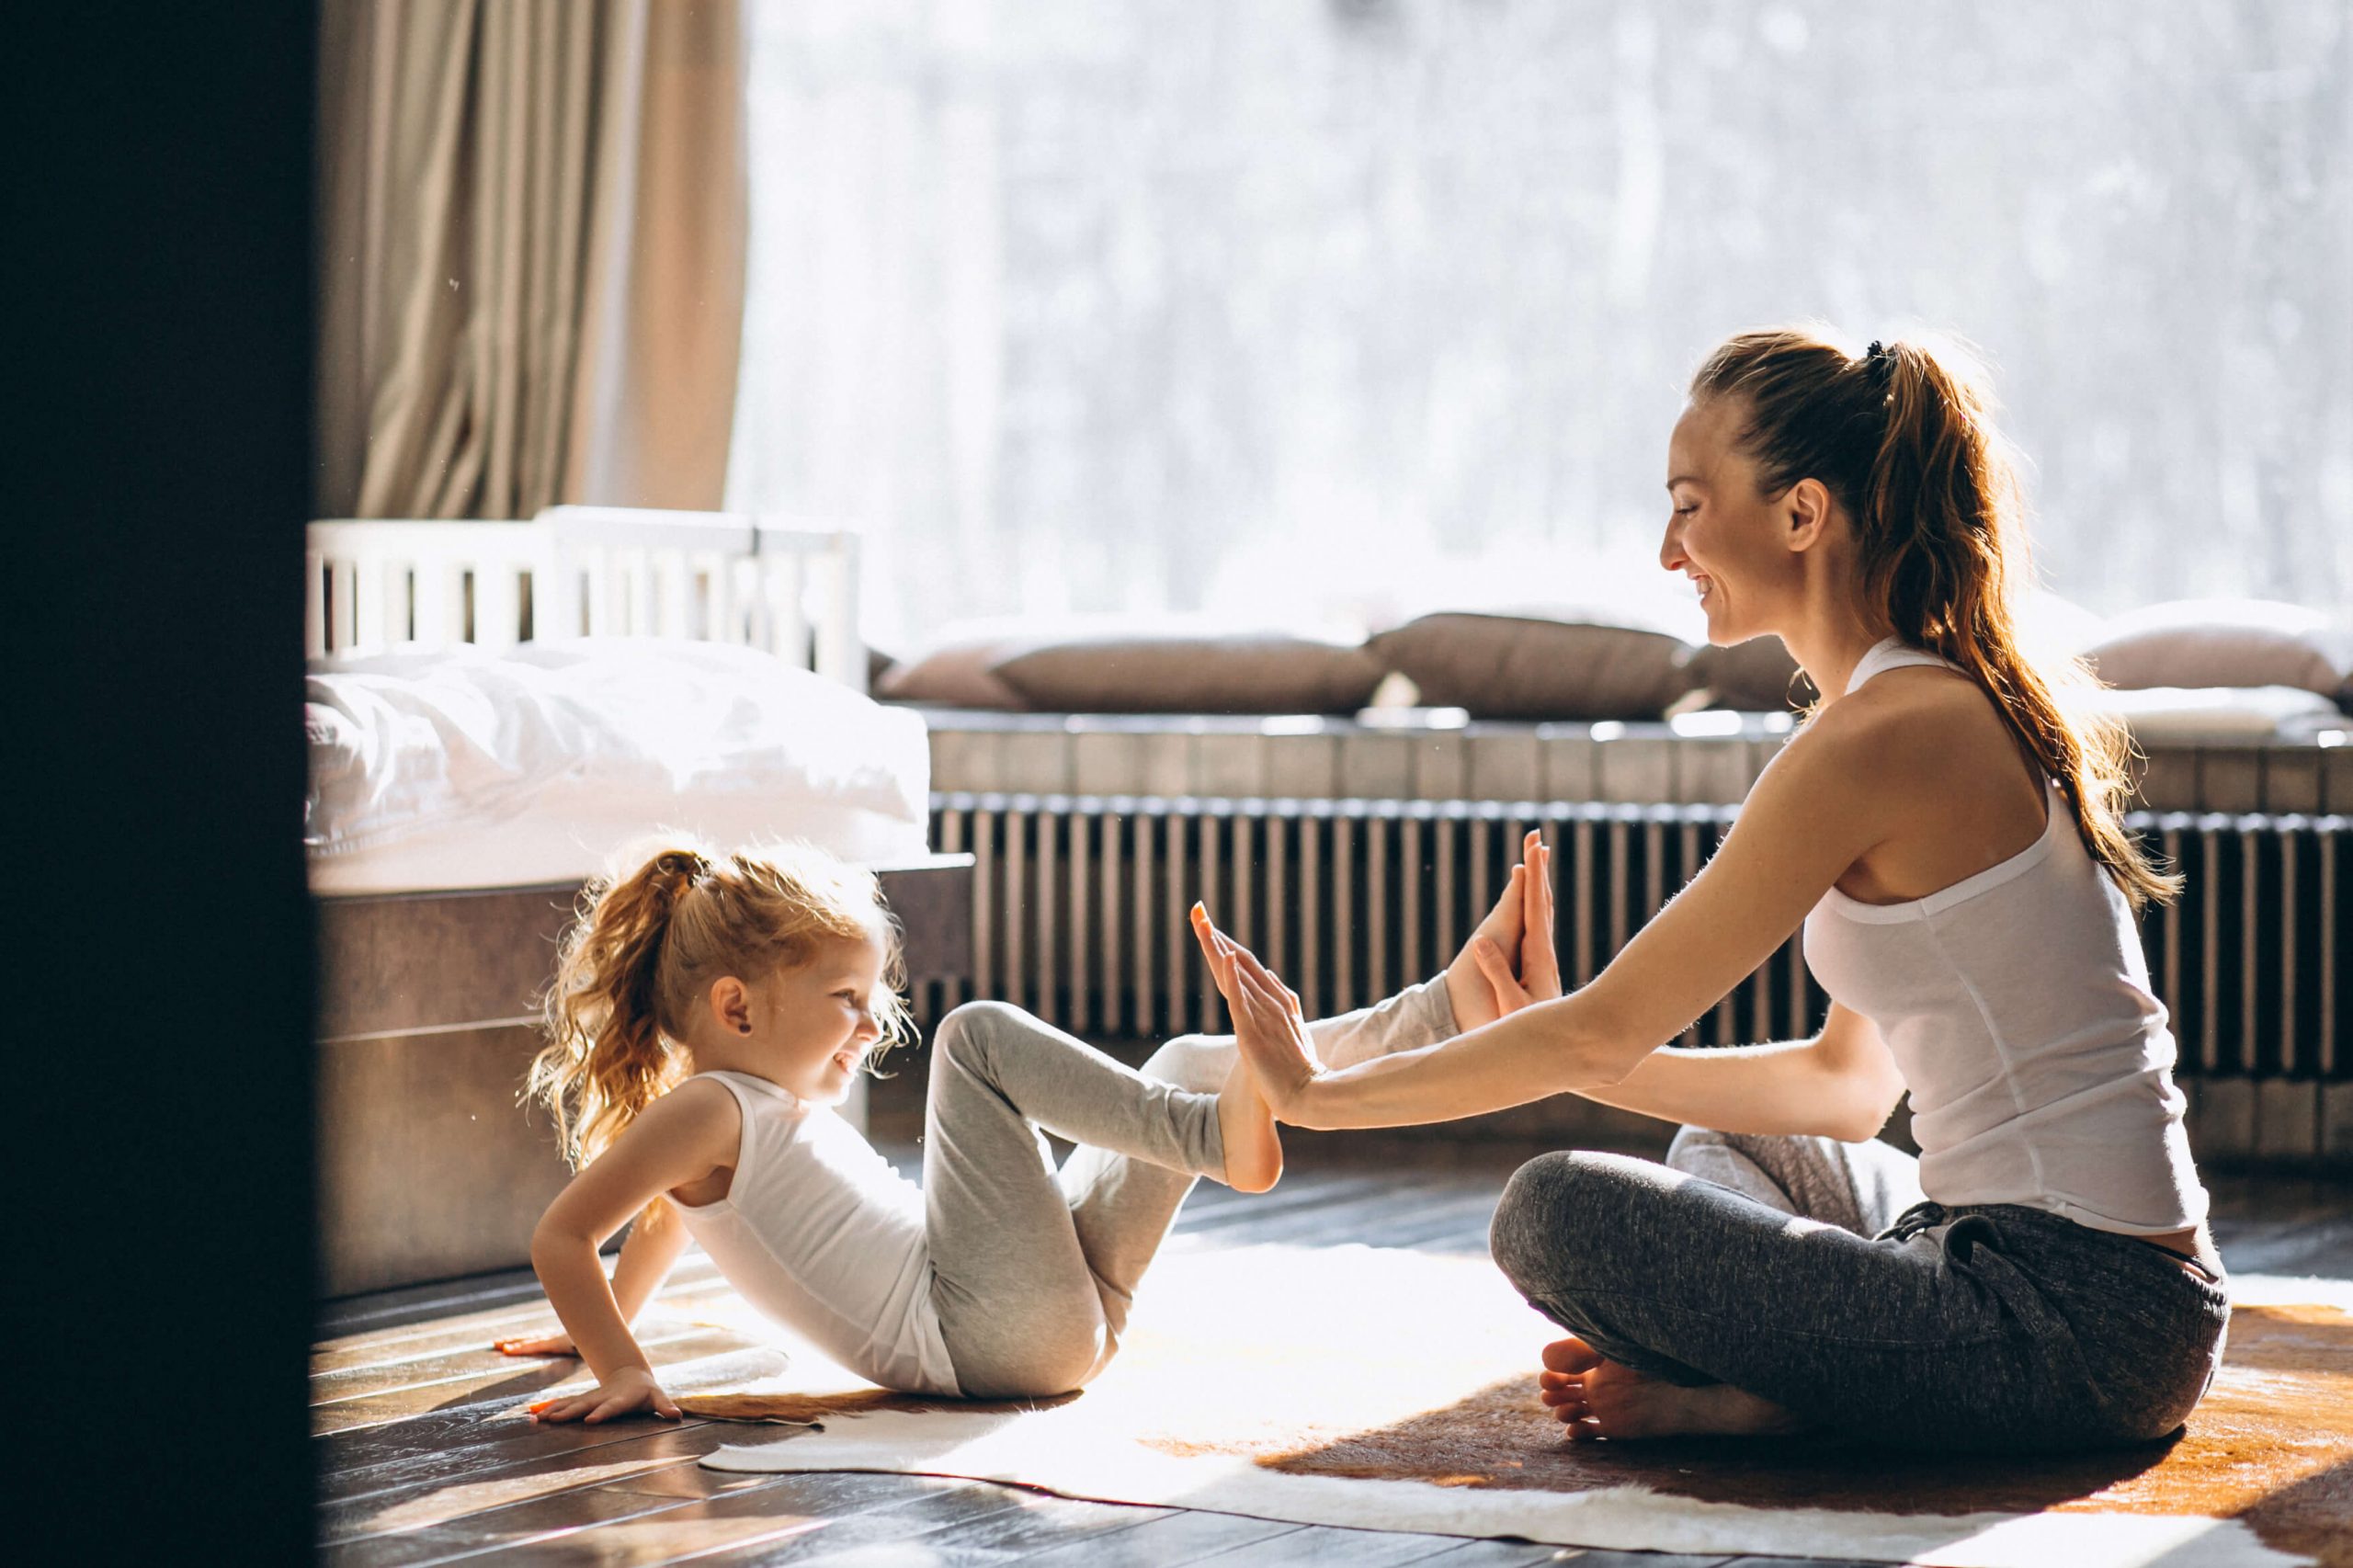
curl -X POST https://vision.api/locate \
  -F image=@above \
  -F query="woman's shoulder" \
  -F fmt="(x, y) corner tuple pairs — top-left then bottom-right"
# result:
(1790, 662), (2050, 865)
(1805, 660), (2011, 781)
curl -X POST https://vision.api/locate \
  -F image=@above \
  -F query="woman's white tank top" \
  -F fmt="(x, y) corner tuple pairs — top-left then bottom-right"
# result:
(1799, 638), (2209, 1234)
(671, 1070), (961, 1394)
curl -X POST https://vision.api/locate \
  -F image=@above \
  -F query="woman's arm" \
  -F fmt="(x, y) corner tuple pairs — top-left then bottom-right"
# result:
(1207, 718), (1900, 1131)
(525, 1080), (740, 1423)
(1574, 1002), (1907, 1142)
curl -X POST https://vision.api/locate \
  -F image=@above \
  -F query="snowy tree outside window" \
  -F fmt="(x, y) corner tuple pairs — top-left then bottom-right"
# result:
(726, 0), (2351, 656)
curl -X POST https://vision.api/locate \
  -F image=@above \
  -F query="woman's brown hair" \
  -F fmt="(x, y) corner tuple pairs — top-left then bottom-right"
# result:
(1689, 326), (2178, 910)
(526, 837), (915, 1171)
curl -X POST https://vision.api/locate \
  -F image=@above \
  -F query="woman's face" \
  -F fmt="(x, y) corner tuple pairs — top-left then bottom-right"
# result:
(1658, 397), (1802, 647)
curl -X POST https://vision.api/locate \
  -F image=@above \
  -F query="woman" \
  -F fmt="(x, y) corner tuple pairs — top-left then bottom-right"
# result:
(1193, 327), (2226, 1453)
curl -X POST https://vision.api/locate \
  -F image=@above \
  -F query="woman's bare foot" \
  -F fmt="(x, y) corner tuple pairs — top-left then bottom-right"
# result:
(1215, 1050), (1284, 1193)
(1537, 1335), (1803, 1441)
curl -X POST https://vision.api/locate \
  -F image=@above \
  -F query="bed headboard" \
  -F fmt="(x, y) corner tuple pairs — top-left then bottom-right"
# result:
(302, 506), (866, 689)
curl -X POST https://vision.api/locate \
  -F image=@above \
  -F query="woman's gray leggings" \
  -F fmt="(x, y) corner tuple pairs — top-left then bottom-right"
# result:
(1487, 1130), (2231, 1450)
(923, 978), (1458, 1398)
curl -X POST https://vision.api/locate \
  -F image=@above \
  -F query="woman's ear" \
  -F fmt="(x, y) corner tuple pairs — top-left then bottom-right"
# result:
(707, 975), (755, 1036)
(1783, 477), (1834, 553)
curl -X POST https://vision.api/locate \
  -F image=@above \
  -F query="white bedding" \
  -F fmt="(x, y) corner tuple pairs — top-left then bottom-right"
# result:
(305, 638), (931, 895)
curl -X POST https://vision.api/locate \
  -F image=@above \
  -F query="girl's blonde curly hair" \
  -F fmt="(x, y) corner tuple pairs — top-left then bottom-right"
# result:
(525, 837), (914, 1171)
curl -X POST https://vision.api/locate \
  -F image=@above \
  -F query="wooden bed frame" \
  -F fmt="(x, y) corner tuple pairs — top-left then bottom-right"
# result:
(309, 507), (973, 1297)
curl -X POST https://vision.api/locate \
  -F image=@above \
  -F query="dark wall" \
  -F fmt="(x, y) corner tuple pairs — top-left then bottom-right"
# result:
(19, 5), (317, 1558)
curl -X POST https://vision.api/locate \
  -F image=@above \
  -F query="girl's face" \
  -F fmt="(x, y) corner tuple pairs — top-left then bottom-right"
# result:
(740, 931), (890, 1105)
(1658, 397), (1804, 647)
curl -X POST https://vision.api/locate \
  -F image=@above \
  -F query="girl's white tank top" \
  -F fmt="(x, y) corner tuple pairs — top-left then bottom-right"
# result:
(671, 1070), (961, 1394)
(1799, 638), (2209, 1234)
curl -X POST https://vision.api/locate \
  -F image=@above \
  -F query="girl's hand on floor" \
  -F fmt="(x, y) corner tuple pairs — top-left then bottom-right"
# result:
(527, 1365), (681, 1425)
(1191, 906), (1319, 1117)
(493, 1331), (577, 1358)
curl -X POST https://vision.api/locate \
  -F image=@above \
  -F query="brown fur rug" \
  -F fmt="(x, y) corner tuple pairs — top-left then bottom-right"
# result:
(1222, 1301), (2353, 1568)
(684, 1244), (2353, 1567)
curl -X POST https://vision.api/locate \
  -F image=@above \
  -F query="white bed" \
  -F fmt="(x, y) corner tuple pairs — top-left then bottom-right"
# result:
(302, 505), (926, 894)
(305, 636), (930, 894)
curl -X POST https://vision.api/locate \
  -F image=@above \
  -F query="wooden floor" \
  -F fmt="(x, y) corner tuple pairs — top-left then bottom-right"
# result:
(315, 1135), (2353, 1567)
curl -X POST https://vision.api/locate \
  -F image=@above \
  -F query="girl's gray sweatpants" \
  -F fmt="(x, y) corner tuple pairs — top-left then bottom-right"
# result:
(1487, 1129), (2232, 1451)
(923, 978), (1457, 1398)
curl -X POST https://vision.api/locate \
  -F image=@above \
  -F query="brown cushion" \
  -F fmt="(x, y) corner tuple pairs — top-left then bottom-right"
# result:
(995, 634), (1383, 715)
(2085, 599), (2347, 697)
(876, 636), (1029, 710)
(1686, 635), (1807, 712)
(1369, 609), (1695, 721)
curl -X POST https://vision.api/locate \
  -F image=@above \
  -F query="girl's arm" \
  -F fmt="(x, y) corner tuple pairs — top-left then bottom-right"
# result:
(1208, 715), (1904, 1131)
(526, 1079), (741, 1423)
(494, 1197), (693, 1358)
(608, 1196), (693, 1321)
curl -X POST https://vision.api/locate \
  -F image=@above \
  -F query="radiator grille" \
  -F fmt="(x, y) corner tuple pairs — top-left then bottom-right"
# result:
(923, 794), (2347, 1085)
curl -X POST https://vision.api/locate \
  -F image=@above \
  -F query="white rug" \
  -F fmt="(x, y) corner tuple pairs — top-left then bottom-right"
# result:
(690, 1245), (2348, 1568)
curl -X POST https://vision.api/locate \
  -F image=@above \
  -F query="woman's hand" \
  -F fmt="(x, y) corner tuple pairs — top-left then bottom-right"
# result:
(1447, 830), (1562, 1027)
(1190, 904), (1319, 1120)
(527, 1365), (680, 1425)
(492, 1331), (577, 1358)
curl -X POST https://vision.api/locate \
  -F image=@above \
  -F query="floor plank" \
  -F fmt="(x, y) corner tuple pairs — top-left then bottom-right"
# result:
(1194, 1522), (1529, 1567)
(312, 1271), (734, 1376)
(693, 1488), (1182, 1567)
(321, 1348), (790, 1483)
(313, 1318), (748, 1409)
(321, 1424), (754, 1544)
(530, 1475), (1043, 1566)
(983, 1506), (1305, 1565)
(314, 1334), (784, 1437)
(335, 1471), (984, 1567)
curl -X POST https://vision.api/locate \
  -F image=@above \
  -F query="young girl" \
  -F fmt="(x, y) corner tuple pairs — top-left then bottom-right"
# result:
(499, 831), (1546, 1416)
(491, 837), (1302, 1417)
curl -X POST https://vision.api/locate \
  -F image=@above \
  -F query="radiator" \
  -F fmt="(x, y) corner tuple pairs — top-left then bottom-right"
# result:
(923, 792), (2347, 1103)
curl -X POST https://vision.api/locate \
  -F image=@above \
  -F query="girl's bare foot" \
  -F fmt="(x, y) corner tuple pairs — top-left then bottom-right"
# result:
(1537, 1335), (1803, 1441)
(1215, 1050), (1284, 1193)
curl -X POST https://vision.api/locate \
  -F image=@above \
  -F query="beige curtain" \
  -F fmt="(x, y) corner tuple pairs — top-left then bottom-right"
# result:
(316, 0), (746, 519)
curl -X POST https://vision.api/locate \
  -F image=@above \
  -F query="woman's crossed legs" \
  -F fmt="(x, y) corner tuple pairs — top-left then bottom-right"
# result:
(1491, 1129), (2224, 1451)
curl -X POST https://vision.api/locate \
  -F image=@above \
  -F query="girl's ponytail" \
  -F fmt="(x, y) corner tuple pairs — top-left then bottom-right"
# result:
(528, 846), (709, 1170)
(1692, 327), (2181, 912)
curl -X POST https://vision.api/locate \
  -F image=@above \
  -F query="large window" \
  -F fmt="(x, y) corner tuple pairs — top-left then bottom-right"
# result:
(727, 0), (2351, 653)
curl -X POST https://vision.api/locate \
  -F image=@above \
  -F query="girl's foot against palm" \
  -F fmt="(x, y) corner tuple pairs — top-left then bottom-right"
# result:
(1538, 1335), (1802, 1441)
(1215, 1050), (1284, 1193)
